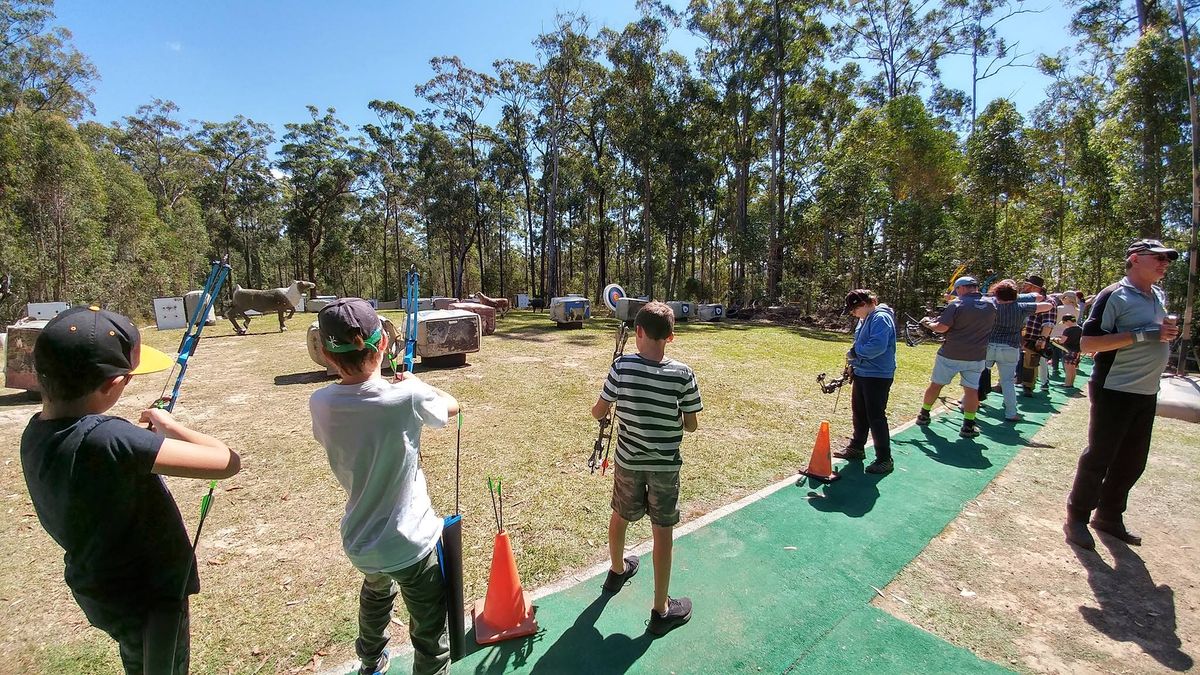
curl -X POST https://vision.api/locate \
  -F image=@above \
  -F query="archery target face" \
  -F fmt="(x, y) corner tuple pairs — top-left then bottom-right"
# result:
(603, 283), (625, 312)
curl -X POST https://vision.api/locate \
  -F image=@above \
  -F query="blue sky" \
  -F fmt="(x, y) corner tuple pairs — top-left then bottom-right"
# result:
(54, 0), (1076, 138)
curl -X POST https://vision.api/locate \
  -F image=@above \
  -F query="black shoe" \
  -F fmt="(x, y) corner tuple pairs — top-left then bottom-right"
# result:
(1022, 387), (1033, 397)
(915, 410), (931, 426)
(1091, 518), (1142, 546)
(1063, 520), (1095, 550)
(647, 596), (692, 635)
(602, 555), (640, 593)
(959, 421), (980, 438)
(359, 650), (390, 675)
(833, 445), (866, 460)
(865, 458), (894, 474)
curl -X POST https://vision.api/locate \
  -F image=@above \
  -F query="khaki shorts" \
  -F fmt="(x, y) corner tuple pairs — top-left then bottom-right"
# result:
(611, 464), (681, 527)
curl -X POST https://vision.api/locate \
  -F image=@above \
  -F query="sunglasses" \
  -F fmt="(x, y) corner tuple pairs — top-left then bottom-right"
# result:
(1137, 252), (1171, 262)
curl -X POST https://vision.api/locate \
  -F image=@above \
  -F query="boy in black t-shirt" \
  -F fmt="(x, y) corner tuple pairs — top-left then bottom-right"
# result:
(20, 306), (241, 674)
(1053, 315), (1084, 389)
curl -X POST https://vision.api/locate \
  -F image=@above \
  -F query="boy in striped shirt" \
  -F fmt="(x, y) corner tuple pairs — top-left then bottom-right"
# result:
(591, 301), (703, 635)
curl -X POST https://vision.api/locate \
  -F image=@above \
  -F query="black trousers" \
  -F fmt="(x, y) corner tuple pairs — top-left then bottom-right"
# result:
(849, 375), (893, 461)
(75, 594), (190, 674)
(1067, 384), (1158, 523)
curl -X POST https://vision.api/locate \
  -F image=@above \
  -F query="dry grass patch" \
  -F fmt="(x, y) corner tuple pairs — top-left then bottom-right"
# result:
(877, 390), (1200, 673)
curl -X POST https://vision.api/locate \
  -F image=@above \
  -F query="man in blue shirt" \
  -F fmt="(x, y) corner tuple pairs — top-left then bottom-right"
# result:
(1064, 239), (1180, 550)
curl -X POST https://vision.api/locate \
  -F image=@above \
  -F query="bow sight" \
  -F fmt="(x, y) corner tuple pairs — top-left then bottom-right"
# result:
(816, 365), (853, 394)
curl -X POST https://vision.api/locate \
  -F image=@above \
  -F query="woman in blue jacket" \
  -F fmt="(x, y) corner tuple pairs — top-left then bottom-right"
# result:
(834, 290), (898, 474)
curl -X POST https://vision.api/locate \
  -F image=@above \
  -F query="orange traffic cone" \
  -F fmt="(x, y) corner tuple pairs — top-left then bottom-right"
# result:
(472, 530), (538, 644)
(798, 420), (840, 483)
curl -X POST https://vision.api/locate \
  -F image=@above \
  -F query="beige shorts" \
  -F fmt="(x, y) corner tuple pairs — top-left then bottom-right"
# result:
(611, 464), (681, 527)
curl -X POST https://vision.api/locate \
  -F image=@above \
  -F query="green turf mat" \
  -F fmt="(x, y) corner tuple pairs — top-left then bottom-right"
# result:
(382, 370), (1088, 674)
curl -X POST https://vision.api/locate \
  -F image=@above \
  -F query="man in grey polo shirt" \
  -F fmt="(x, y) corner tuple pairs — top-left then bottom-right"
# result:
(1064, 238), (1180, 550)
(915, 276), (997, 438)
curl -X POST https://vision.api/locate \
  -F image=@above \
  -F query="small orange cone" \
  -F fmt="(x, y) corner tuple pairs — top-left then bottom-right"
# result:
(472, 530), (538, 644)
(798, 420), (840, 483)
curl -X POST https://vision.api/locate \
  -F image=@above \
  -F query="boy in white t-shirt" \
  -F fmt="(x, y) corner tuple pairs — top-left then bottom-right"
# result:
(309, 298), (459, 675)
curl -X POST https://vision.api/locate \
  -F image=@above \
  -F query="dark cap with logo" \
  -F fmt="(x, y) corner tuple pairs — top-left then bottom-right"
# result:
(1126, 238), (1179, 261)
(843, 289), (875, 314)
(317, 298), (383, 352)
(35, 305), (172, 380)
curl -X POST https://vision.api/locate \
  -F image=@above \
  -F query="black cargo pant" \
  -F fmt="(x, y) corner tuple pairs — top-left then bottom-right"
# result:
(1067, 384), (1158, 523)
(848, 375), (893, 461)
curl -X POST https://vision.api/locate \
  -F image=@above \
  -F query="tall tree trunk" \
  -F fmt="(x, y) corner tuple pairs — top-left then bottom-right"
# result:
(643, 161), (653, 298)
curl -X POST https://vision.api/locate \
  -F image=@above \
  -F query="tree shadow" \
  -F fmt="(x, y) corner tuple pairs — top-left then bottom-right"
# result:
(0, 390), (40, 406)
(1073, 538), (1194, 671)
(801, 460), (884, 518)
(273, 371), (334, 386)
(527, 593), (654, 674)
(201, 330), (285, 340)
(907, 426), (993, 470)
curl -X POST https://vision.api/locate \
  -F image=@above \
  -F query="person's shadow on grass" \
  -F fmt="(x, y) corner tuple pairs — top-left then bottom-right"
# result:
(528, 593), (654, 674)
(804, 460), (883, 518)
(908, 425), (992, 470)
(1073, 538), (1194, 671)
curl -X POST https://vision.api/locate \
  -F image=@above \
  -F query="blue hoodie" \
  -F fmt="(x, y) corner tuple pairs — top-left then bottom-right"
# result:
(848, 304), (897, 378)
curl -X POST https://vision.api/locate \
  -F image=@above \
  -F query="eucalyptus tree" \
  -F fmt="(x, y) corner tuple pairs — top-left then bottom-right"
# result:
(494, 58), (541, 295)
(103, 99), (209, 281)
(0, 0), (96, 118)
(416, 55), (497, 293)
(878, 95), (962, 304)
(606, 8), (681, 299)
(1100, 26), (1189, 239)
(954, 0), (1040, 130)
(688, 0), (770, 297)
(278, 106), (364, 294)
(534, 13), (592, 298)
(194, 116), (277, 286)
(409, 119), (477, 297)
(0, 110), (106, 304)
(965, 98), (1031, 267)
(111, 99), (203, 217)
(836, 0), (970, 102)
(363, 99), (418, 299)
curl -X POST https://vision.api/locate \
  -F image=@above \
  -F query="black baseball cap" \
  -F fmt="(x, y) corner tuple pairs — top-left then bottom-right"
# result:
(34, 305), (173, 381)
(1127, 238), (1179, 260)
(843, 289), (874, 314)
(317, 298), (383, 353)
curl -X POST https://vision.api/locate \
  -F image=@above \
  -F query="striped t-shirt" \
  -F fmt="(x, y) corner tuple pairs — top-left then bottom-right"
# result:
(600, 354), (703, 472)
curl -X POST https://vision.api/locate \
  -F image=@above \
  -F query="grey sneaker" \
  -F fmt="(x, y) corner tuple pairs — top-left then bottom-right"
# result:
(833, 445), (866, 460)
(915, 410), (931, 426)
(359, 650), (389, 675)
(648, 596), (692, 635)
(865, 458), (894, 474)
(602, 555), (640, 593)
(959, 421), (980, 438)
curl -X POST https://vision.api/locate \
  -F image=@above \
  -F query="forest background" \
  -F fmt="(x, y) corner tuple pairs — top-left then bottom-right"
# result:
(1, 0), (1197, 325)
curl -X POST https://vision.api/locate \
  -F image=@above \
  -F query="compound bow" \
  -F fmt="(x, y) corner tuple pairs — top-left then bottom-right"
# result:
(589, 320), (632, 475)
(902, 312), (942, 348)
